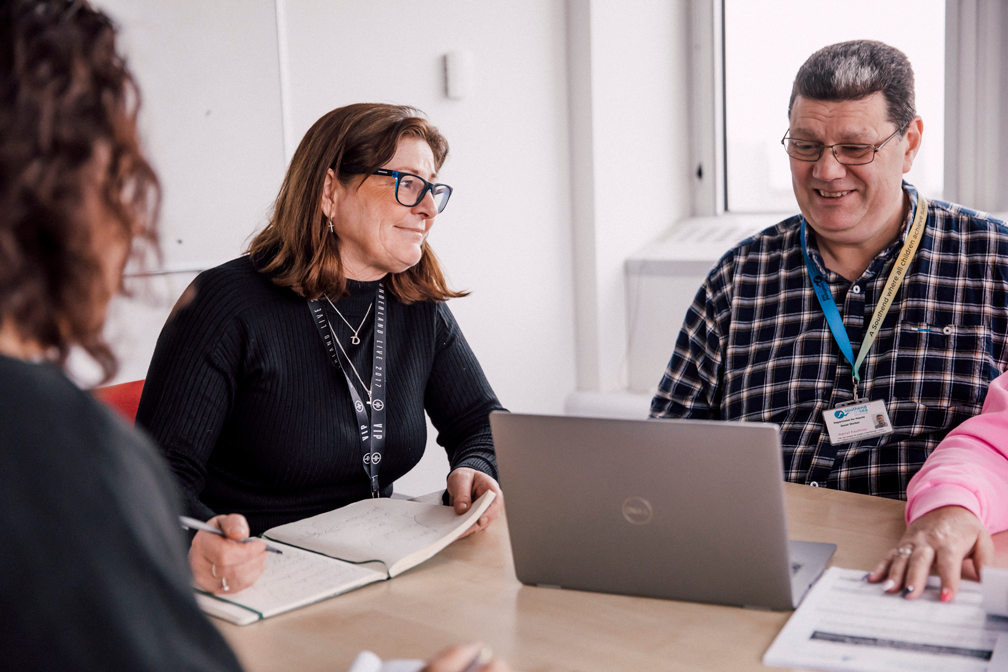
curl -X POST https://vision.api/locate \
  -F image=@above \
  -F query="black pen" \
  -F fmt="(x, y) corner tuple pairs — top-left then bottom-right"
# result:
(461, 646), (493, 672)
(179, 516), (283, 554)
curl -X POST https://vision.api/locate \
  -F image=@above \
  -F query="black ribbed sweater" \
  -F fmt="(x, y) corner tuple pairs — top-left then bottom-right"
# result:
(136, 256), (503, 535)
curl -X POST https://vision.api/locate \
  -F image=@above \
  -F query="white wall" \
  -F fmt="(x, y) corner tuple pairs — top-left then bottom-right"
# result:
(92, 0), (288, 387)
(98, 0), (288, 270)
(567, 1), (693, 394)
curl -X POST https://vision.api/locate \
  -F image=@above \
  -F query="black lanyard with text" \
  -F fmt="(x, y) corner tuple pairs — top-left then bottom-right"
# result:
(308, 283), (387, 496)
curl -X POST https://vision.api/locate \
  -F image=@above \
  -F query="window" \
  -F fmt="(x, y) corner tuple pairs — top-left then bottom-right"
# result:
(723, 0), (946, 213)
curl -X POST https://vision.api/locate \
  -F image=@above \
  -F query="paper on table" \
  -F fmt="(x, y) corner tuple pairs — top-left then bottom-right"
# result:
(985, 567), (1008, 618)
(763, 566), (1008, 672)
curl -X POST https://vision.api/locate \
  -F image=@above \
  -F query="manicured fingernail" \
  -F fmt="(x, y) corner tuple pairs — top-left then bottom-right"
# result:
(460, 503), (468, 511)
(479, 516), (487, 526)
(881, 579), (896, 592)
(902, 585), (914, 598)
(941, 588), (952, 602)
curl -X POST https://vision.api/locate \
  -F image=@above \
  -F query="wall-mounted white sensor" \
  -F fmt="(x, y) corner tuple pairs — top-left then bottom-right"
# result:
(444, 51), (473, 100)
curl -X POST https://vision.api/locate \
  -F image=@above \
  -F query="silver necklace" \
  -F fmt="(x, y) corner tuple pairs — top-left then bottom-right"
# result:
(325, 296), (372, 345)
(326, 321), (371, 402)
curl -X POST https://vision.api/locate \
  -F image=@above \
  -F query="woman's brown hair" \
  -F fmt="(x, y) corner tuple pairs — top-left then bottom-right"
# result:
(249, 103), (466, 303)
(0, 0), (160, 380)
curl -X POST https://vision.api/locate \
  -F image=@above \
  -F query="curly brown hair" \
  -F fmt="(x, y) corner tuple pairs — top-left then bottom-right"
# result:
(249, 103), (466, 304)
(0, 0), (160, 381)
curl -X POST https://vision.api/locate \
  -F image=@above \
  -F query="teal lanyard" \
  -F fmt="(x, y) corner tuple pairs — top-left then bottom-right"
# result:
(799, 196), (928, 397)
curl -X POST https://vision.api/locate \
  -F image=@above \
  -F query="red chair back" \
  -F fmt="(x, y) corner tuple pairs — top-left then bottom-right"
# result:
(92, 379), (145, 423)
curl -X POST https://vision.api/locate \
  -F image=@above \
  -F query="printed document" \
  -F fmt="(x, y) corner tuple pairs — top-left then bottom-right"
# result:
(763, 566), (1008, 671)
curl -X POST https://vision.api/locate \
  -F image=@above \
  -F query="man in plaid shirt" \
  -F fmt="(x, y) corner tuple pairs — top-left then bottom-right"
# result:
(651, 40), (1008, 499)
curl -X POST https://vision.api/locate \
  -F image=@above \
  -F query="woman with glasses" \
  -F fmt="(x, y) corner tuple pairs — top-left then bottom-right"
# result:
(137, 103), (505, 595)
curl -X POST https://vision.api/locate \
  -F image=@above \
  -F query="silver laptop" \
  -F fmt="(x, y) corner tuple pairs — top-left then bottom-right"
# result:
(489, 412), (835, 610)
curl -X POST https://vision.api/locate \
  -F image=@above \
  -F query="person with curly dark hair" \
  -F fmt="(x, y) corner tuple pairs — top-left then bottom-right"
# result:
(0, 0), (246, 669)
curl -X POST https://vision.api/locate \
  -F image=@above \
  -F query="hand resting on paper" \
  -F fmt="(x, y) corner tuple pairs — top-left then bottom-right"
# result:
(867, 505), (994, 602)
(422, 643), (511, 672)
(446, 468), (504, 539)
(189, 513), (268, 595)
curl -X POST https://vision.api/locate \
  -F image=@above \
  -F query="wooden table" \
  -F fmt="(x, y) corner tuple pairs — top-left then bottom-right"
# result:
(216, 483), (1008, 671)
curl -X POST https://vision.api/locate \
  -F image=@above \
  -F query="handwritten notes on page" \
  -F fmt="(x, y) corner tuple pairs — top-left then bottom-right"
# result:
(265, 490), (495, 575)
(200, 543), (383, 621)
(763, 567), (1008, 672)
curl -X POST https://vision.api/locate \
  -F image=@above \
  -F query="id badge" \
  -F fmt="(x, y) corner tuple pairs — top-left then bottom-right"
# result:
(822, 398), (893, 446)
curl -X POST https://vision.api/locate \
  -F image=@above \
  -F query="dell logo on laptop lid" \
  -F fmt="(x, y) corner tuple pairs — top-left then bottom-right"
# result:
(622, 496), (653, 525)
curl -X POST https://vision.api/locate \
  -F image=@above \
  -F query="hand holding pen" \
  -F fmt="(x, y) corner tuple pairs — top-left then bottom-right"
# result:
(179, 516), (284, 554)
(182, 513), (272, 595)
(421, 644), (509, 672)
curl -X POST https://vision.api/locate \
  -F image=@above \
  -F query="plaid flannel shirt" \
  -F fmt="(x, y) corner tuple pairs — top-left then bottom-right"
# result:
(651, 183), (1008, 499)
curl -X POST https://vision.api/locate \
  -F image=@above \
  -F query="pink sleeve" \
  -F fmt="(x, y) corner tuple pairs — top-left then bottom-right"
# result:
(906, 371), (1008, 534)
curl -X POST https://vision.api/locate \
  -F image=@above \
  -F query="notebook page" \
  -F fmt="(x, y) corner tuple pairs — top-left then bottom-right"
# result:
(265, 490), (495, 576)
(200, 542), (384, 621)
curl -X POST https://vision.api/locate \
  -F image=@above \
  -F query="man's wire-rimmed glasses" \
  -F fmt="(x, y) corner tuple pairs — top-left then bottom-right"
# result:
(781, 122), (909, 165)
(341, 164), (453, 213)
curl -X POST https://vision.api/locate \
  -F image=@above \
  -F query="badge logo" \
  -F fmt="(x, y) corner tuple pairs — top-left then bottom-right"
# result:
(371, 399), (384, 411)
(621, 496), (653, 525)
(355, 401), (365, 413)
(363, 452), (381, 465)
(834, 409), (851, 419)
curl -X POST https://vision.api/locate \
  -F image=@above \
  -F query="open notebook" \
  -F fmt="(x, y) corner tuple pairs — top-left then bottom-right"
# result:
(195, 490), (495, 625)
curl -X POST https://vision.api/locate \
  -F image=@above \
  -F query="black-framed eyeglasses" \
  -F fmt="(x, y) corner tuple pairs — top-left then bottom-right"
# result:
(781, 123), (909, 165)
(340, 165), (453, 213)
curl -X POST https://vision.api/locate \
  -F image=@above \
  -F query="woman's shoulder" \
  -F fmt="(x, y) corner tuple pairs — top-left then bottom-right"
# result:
(193, 255), (283, 301)
(0, 358), (182, 545)
(174, 255), (301, 329)
(389, 294), (446, 331)
(0, 358), (116, 449)
(0, 358), (238, 669)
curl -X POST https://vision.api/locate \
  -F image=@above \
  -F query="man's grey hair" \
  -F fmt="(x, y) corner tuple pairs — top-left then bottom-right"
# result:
(788, 40), (916, 134)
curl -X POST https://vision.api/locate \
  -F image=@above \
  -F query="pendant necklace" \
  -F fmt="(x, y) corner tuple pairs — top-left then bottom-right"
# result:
(325, 321), (372, 403)
(323, 296), (374, 401)
(326, 296), (372, 346)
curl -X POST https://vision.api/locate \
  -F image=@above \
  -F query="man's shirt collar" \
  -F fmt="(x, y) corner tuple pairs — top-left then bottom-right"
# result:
(803, 181), (920, 283)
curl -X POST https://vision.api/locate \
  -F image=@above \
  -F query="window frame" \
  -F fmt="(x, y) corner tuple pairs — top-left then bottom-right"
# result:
(688, 0), (1008, 218)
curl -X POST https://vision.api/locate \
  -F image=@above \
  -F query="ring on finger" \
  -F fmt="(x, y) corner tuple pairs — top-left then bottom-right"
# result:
(896, 546), (913, 557)
(211, 563), (218, 577)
